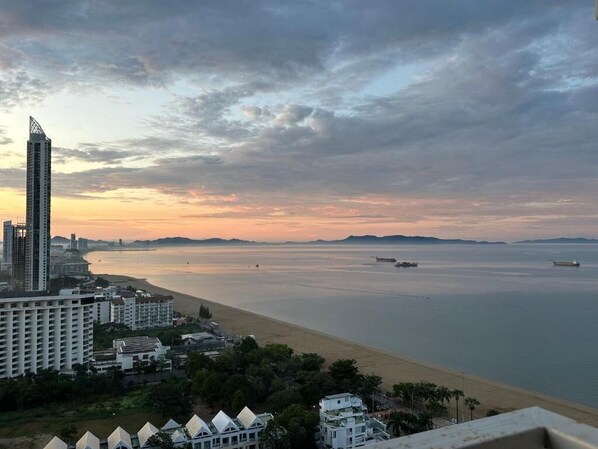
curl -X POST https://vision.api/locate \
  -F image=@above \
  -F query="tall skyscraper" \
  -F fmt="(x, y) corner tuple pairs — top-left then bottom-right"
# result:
(2, 220), (12, 270)
(25, 117), (51, 292)
(11, 223), (27, 290)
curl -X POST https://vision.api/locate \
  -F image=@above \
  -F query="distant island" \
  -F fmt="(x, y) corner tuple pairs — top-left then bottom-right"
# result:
(313, 235), (504, 245)
(131, 237), (253, 246)
(515, 237), (598, 244)
(50, 234), (504, 247)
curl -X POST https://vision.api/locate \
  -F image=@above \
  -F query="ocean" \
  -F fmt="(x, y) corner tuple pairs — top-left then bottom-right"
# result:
(86, 243), (598, 408)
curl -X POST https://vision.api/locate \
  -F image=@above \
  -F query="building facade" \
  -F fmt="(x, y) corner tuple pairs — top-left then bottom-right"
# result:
(0, 291), (95, 378)
(2, 220), (12, 271)
(110, 295), (174, 330)
(11, 223), (27, 290)
(25, 116), (52, 292)
(319, 394), (389, 449)
(92, 336), (171, 375)
(44, 406), (274, 449)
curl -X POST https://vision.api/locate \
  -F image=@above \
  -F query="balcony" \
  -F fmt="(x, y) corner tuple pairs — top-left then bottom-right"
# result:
(369, 407), (598, 449)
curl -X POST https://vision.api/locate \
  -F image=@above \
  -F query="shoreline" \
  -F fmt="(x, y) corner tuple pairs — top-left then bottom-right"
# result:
(100, 273), (598, 426)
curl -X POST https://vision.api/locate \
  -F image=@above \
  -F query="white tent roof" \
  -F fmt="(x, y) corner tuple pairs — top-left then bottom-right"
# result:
(237, 406), (263, 429)
(186, 414), (213, 438)
(212, 410), (239, 433)
(43, 437), (68, 449)
(162, 418), (181, 430)
(107, 426), (132, 449)
(138, 422), (159, 447)
(171, 429), (187, 443)
(76, 431), (100, 449)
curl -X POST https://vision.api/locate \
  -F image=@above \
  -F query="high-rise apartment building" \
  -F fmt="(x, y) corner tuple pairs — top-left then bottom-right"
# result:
(2, 220), (12, 271)
(110, 294), (174, 330)
(25, 117), (52, 292)
(11, 223), (27, 290)
(0, 290), (95, 378)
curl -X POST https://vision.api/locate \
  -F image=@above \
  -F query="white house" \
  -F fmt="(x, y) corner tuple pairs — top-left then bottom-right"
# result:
(319, 393), (389, 449)
(92, 336), (171, 375)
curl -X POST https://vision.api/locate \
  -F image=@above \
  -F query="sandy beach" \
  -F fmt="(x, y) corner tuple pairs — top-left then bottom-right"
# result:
(102, 273), (598, 426)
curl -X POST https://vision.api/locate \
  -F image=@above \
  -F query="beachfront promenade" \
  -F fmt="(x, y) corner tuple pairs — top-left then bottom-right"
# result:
(102, 274), (598, 427)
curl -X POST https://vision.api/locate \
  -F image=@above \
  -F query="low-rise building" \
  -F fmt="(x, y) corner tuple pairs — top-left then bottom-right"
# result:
(0, 290), (94, 378)
(44, 406), (274, 449)
(319, 393), (389, 449)
(110, 294), (173, 330)
(92, 336), (171, 375)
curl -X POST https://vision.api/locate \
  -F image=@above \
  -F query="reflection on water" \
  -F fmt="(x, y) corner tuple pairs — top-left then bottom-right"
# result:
(88, 244), (598, 407)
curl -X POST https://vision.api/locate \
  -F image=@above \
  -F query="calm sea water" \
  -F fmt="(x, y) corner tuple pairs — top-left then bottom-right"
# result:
(86, 244), (598, 408)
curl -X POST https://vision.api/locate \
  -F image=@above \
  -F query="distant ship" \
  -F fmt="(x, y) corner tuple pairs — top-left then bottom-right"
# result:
(553, 261), (580, 267)
(395, 261), (418, 268)
(375, 256), (397, 263)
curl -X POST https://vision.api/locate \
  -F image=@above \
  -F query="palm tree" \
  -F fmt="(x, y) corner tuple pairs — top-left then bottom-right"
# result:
(387, 411), (419, 437)
(451, 389), (464, 422)
(436, 386), (452, 419)
(464, 397), (480, 421)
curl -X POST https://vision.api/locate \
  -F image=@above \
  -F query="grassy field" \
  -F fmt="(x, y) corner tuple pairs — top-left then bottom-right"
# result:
(0, 388), (163, 441)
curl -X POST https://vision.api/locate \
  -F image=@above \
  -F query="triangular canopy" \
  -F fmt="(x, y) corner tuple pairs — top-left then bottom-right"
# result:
(138, 422), (159, 448)
(212, 410), (239, 433)
(76, 431), (100, 449)
(186, 414), (213, 438)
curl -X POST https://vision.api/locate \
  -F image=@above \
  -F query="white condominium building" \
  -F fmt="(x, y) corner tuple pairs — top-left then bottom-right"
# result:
(319, 393), (389, 449)
(110, 295), (173, 330)
(0, 291), (95, 378)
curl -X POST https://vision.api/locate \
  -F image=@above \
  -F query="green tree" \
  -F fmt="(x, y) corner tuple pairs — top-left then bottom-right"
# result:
(237, 336), (259, 353)
(486, 409), (500, 417)
(275, 404), (319, 449)
(266, 390), (304, 413)
(201, 372), (226, 411)
(260, 420), (291, 449)
(465, 397), (480, 421)
(452, 389), (464, 422)
(328, 359), (361, 393)
(359, 374), (382, 410)
(199, 303), (213, 319)
(185, 352), (214, 377)
(58, 423), (78, 443)
(436, 386), (452, 419)
(146, 431), (175, 449)
(150, 377), (193, 421)
(299, 353), (325, 372)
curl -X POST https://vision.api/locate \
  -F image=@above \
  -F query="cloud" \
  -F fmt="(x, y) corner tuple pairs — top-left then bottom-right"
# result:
(273, 105), (313, 126)
(0, 70), (47, 110)
(1, 0), (597, 237)
(0, 127), (13, 145)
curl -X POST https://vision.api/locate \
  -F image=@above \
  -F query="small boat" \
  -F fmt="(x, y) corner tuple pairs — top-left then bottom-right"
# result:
(395, 261), (418, 268)
(553, 261), (580, 267)
(375, 256), (397, 263)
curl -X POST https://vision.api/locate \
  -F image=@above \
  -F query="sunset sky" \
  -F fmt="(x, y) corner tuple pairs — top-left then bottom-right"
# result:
(1, 1), (597, 242)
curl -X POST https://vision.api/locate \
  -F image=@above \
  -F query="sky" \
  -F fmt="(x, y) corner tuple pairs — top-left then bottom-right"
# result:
(1, 1), (597, 242)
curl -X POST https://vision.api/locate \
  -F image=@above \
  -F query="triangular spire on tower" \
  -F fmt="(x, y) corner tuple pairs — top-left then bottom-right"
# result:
(29, 116), (46, 136)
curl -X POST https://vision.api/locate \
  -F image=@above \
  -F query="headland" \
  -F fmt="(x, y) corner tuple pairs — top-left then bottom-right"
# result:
(101, 273), (598, 426)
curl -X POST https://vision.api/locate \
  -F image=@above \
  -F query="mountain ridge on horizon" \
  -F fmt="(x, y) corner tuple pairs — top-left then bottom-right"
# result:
(45, 235), (598, 247)
(48, 234), (506, 246)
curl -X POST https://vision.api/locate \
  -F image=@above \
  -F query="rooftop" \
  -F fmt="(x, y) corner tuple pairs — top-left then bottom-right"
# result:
(370, 407), (598, 449)
(114, 336), (164, 354)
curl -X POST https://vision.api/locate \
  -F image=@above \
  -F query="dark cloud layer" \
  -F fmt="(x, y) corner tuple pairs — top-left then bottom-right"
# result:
(1, 0), (597, 236)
